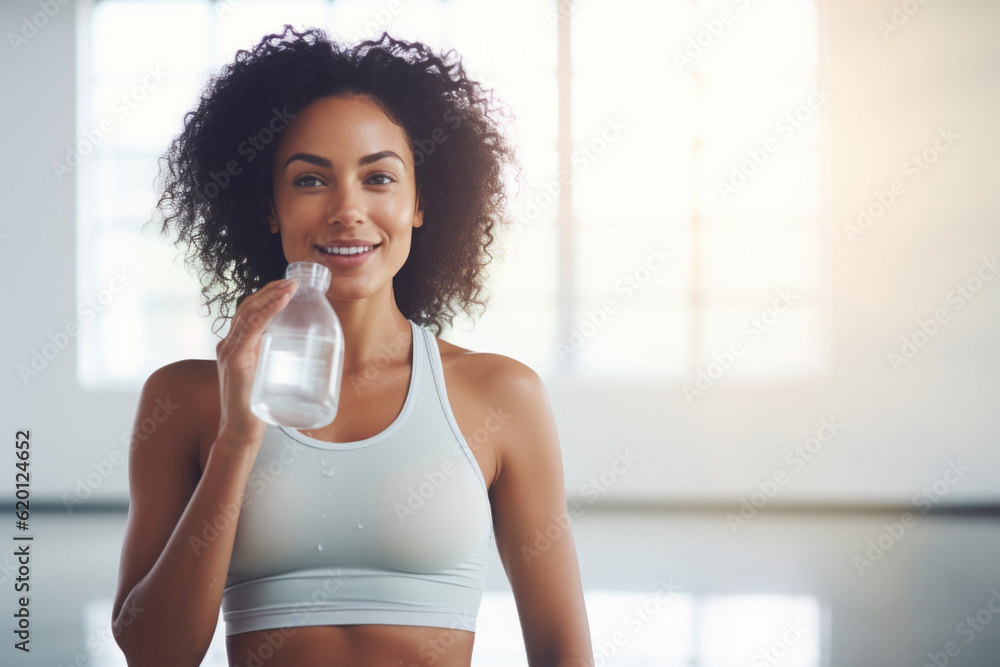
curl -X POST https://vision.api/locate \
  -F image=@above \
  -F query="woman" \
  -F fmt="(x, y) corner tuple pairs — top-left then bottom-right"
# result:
(111, 25), (593, 667)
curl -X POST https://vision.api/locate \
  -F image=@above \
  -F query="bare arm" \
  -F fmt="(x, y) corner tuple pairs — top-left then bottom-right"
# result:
(111, 395), (260, 665)
(486, 357), (595, 667)
(111, 278), (297, 666)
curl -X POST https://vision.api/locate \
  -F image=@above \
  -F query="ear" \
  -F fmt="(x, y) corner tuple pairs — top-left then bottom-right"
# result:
(268, 201), (279, 234)
(412, 192), (424, 229)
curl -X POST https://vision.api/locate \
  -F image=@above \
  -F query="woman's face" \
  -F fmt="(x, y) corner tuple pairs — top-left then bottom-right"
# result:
(268, 94), (422, 302)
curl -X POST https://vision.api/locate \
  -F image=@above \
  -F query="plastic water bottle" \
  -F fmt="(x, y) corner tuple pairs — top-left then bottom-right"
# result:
(249, 261), (344, 429)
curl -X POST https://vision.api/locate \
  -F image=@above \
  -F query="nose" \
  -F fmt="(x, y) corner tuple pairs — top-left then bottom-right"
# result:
(326, 181), (365, 226)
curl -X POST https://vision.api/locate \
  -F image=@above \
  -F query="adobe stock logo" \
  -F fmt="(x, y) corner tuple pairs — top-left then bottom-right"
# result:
(726, 417), (842, 534)
(7, 0), (71, 53)
(843, 126), (959, 244)
(683, 288), (798, 404)
(887, 253), (997, 372)
(393, 460), (459, 524)
(555, 246), (670, 360)
(194, 107), (296, 204)
(853, 459), (970, 576)
(751, 620), (808, 667)
(18, 268), (136, 385)
(51, 66), (168, 182)
(877, 0), (933, 40)
(716, 86), (832, 203)
(672, 0), (755, 72)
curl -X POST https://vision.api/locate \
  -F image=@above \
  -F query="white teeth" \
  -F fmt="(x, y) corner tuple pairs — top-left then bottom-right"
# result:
(321, 245), (375, 255)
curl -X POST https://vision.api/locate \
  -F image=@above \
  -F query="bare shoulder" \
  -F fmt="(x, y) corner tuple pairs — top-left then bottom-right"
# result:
(434, 337), (554, 486)
(140, 359), (220, 463)
(148, 357), (217, 384)
(435, 338), (546, 400)
(145, 358), (218, 403)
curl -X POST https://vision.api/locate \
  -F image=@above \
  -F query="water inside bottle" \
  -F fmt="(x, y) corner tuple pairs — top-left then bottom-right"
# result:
(250, 333), (341, 429)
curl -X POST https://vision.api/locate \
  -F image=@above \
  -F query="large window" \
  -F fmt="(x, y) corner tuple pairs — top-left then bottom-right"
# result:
(78, 0), (826, 389)
(568, 1), (827, 382)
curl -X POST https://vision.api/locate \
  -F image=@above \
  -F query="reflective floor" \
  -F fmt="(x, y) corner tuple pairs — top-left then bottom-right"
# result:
(2, 508), (998, 666)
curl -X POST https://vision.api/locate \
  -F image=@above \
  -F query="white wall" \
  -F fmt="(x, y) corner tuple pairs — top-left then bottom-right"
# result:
(2, 0), (152, 508)
(1, 0), (998, 508)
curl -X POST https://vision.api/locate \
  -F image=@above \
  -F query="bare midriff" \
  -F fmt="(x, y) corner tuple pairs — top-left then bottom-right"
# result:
(225, 623), (475, 667)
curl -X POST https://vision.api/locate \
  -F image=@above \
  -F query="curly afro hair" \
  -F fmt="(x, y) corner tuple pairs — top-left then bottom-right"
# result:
(151, 24), (520, 336)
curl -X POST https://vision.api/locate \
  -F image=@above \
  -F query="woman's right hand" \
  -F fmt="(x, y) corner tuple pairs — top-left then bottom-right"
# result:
(214, 277), (298, 449)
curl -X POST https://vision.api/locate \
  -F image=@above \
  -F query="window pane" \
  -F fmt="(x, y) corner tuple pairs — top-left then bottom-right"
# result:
(571, 293), (692, 378)
(571, 0), (823, 382)
(492, 224), (559, 299)
(92, 155), (160, 228)
(698, 116), (821, 225)
(92, 1), (210, 73)
(214, 0), (326, 67)
(574, 225), (687, 298)
(702, 302), (824, 380)
(698, 594), (822, 666)
(446, 0), (558, 193)
(702, 226), (820, 294)
(447, 302), (560, 378)
(572, 0), (698, 226)
(79, 231), (146, 387)
(444, 224), (558, 371)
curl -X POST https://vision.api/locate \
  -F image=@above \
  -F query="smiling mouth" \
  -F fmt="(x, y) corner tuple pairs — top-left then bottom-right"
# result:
(315, 243), (382, 256)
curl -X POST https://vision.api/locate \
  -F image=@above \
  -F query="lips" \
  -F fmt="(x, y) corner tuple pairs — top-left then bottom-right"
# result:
(314, 243), (381, 267)
(317, 244), (379, 255)
(316, 237), (380, 247)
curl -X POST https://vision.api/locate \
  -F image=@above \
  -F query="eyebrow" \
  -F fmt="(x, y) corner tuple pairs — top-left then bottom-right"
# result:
(283, 151), (404, 170)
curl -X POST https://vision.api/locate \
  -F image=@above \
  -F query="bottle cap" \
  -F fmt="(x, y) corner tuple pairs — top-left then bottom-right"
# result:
(285, 261), (332, 291)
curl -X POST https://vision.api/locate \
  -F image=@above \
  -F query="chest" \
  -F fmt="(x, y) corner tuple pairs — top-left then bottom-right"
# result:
(198, 354), (499, 494)
(227, 419), (493, 583)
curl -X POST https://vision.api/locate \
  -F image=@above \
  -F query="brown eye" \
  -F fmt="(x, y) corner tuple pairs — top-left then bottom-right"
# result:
(293, 175), (323, 187)
(367, 173), (395, 185)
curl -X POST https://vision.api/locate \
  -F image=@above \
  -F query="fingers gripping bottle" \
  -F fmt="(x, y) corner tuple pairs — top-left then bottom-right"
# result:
(250, 262), (344, 429)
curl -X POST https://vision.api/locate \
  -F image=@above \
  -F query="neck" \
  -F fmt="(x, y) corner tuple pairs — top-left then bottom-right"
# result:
(328, 287), (414, 374)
